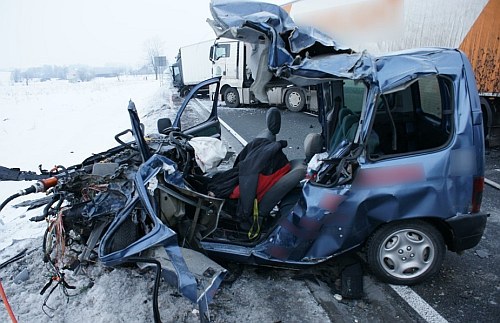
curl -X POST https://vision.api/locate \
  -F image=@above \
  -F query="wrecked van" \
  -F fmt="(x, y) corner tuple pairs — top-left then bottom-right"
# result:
(0, 1), (488, 321)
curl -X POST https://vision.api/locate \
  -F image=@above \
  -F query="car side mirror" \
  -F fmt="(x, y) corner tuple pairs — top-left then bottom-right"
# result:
(157, 118), (172, 133)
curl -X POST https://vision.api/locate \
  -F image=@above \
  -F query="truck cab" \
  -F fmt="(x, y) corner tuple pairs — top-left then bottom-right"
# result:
(209, 39), (317, 112)
(170, 53), (183, 89)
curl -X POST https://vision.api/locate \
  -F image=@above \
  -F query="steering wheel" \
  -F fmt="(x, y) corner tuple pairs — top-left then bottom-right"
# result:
(168, 131), (193, 147)
(160, 126), (181, 136)
(168, 131), (196, 174)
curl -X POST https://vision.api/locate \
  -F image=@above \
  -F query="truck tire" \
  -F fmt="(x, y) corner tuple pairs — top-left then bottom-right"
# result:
(285, 87), (305, 112)
(480, 97), (492, 147)
(180, 86), (190, 98)
(224, 87), (240, 108)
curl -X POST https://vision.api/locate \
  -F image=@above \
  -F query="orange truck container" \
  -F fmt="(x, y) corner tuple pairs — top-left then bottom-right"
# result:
(282, 0), (500, 146)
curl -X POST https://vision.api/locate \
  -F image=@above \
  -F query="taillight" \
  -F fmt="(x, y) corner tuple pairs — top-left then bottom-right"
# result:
(471, 176), (484, 213)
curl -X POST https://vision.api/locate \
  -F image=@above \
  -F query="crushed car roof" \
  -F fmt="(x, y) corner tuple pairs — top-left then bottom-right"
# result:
(209, 0), (476, 94)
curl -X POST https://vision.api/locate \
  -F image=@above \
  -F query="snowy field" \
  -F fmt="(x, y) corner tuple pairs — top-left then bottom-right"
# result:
(0, 76), (329, 323)
(0, 76), (205, 322)
(0, 76), (172, 171)
(0, 75), (176, 247)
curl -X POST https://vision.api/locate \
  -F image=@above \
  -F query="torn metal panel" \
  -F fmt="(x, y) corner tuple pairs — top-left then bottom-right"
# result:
(98, 156), (177, 266)
(280, 51), (375, 86)
(209, 1), (486, 98)
(4, 1), (489, 317)
(139, 246), (226, 305)
(209, 0), (351, 70)
(98, 155), (209, 305)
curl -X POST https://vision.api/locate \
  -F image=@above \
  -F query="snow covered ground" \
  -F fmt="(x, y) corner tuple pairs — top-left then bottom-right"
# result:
(0, 75), (203, 322)
(0, 75), (329, 323)
(0, 76), (171, 171)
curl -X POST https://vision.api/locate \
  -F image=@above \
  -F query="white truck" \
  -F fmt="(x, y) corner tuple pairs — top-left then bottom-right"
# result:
(209, 39), (318, 112)
(171, 40), (214, 97)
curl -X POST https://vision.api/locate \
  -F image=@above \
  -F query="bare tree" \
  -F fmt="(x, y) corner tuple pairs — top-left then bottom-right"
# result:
(144, 37), (165, 80)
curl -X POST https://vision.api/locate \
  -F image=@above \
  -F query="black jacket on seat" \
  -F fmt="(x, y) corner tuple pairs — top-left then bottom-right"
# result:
(208, 138), (289, 219)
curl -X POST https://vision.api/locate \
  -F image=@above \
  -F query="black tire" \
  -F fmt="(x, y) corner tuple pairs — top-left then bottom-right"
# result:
(42, 225), (56, 263)
(285, 87), (305, 112)
(180, 86), (190, 97)
(224, 87), (240, 108)
(480, 97), (492, 148)
(366, 220), (445, 285)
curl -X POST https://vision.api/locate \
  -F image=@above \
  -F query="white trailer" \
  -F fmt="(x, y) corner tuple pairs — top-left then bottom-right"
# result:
(172, 40), (214, 97)
(209, 39), (318, 112)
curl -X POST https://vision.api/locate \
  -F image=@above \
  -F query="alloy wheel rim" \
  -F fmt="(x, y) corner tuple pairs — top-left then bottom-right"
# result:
(378, 228), (435, 279)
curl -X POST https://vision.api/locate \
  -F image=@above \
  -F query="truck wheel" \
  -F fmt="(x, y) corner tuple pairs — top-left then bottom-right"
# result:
(285, 87), (305, 112)
(480, 97), (492, 148)
(224, 87), (240, 108)
(366, 220), (445, 285)
(180, 86), (190, 97)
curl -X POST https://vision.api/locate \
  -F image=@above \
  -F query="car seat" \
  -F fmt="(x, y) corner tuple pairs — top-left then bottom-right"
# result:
(258, 133), (323, 216)
(330, 113), (359, 152)
(256, 107), (281, 141)
(338, 108), (353, 126)
(304, 132), (324, 163)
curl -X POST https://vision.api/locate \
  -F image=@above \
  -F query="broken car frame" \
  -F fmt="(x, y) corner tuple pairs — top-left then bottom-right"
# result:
(0, 1), (489, 322)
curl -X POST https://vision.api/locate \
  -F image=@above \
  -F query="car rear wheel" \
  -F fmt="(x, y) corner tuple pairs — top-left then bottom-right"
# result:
(285, 87), (305, 112)
(224, 87), (240, 108)
(366, 220), (445, 285)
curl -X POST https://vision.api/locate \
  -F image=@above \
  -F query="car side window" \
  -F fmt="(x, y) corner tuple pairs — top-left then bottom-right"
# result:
(343, 80), (365, 113)
(324, 80), (367, 152)
(419, 76), (442, 119)
(179, 101), (204, 130)
(214, 44), (230, 60)
(179, 88), (211, 130)
(369, 75), (453, 159)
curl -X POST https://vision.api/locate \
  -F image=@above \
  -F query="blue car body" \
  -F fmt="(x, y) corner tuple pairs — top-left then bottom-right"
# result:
(93, 0), (488, 318)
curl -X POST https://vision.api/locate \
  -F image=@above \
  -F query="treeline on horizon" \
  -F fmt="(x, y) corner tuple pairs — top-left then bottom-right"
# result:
(10, 64), (156, 83)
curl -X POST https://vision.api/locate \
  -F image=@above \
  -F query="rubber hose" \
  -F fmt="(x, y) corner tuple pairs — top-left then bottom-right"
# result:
(0, 193), (21, 214)
(127, 257), (162, 323)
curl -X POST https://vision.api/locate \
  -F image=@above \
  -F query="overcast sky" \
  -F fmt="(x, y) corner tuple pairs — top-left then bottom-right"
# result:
(0, 0), (286, 70)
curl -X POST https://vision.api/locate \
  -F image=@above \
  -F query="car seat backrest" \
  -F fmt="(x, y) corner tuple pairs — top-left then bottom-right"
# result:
(338, 108), (353, 124)
(330, 113), (359, 151)
(256, 107), (281, 141)
(258, 159), (306, 216)
(259, 132), (323, 216)
(329, 108), (353, 149)
(304, 132), (323, 162)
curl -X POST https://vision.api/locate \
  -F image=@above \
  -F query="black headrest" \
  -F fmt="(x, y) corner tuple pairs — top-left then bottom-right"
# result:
(266, 107), (281, 135)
